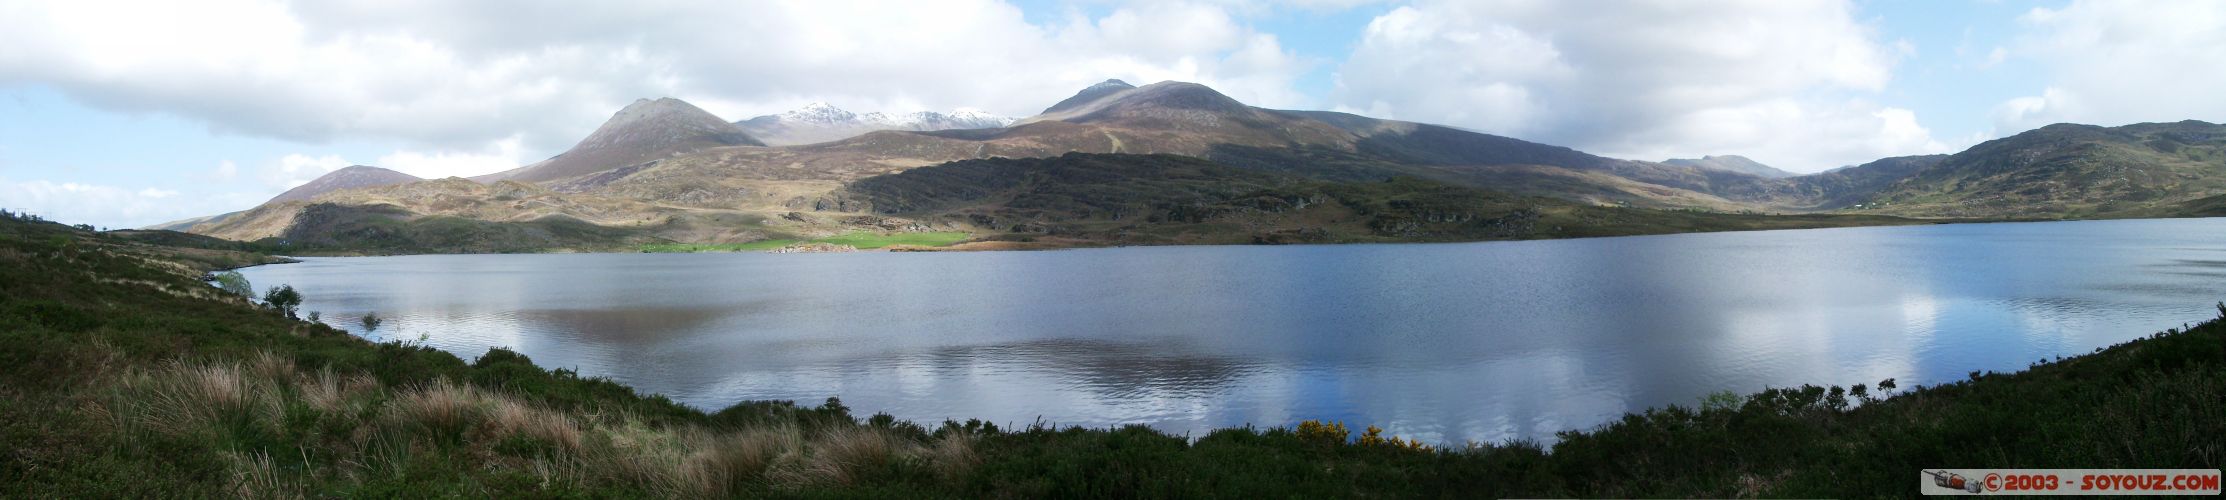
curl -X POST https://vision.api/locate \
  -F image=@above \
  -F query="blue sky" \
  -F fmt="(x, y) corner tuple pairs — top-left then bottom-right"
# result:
(2, 0), (2221, 229)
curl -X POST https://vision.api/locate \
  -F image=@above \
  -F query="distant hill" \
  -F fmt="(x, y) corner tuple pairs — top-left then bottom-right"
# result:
(1852, 120), (2226, 217)
(1664, 155), (1795, 179)
(142, 210), (242, 232)
(736, 102), (1013, 146)
(143, 165), (420, 231)
(163, 77), (2226, 254)
(267, 165), (423, 203)
(993, 81), (1355, 155)
(477, 97), (764, 184)
(834, 152), (1921, 247)
(1777, 155), (1949, 209)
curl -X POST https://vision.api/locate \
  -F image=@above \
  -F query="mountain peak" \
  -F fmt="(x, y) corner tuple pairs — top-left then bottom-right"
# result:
(1029, 80), (1251, 125)
(1122, 81), (1245, 113)
(1086, 79), (1134, 91)
(267, 165), (422, 204)
(480, 97), (764, 183)
(607, 97), (728, 123)
(736, 104), (1014, 146)
(1043, 78), (1141, 115)
(780, 101), (859, 124)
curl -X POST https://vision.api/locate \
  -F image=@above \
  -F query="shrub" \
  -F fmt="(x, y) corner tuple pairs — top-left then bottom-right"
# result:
(1700, 390), (1743, 412)
(1295, 420), (1349, 444)
(212, 271), (253, 298)
(262, 285), (302, 320)
(1357, 425), (1433, 452)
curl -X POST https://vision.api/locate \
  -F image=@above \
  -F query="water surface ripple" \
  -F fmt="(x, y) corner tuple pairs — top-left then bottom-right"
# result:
(240, 218), (2226, 443)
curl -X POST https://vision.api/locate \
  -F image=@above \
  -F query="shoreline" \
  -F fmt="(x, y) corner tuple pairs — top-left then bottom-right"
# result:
(241, 213), (2224, 259)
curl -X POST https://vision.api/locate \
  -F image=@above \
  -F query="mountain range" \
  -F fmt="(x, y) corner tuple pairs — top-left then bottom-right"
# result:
(162, 78), (2226, 253)
(736, 102), (1013, 146)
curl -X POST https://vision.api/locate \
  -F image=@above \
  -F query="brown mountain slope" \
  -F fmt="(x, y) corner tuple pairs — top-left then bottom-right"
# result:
(1663, 155), (1796, 179)
(567, 80), (1753, 213)
(266, 165), (424, 204)
(476, 98), (764, 184)
(177, 79), (2221, 254)
(830, 152), (1925, 247)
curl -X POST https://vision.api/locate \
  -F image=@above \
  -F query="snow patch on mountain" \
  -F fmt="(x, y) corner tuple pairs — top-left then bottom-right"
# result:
(738, 103), (1015, 146)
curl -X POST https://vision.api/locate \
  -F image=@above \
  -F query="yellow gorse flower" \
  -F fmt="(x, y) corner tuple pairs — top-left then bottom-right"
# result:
(1296, 420), (1432, 452)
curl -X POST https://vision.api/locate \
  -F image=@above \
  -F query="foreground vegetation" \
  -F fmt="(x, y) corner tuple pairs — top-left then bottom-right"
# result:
(3, 213), (2220, 497)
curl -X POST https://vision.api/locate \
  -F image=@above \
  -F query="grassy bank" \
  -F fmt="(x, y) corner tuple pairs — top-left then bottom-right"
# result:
(2, 213), (2220, 497)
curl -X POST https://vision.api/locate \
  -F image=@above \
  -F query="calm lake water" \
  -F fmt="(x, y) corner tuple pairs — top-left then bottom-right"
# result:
(239, 218), (2226, 444)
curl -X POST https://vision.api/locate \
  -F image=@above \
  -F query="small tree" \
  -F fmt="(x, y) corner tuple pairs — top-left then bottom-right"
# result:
(1700, 390), (1744, 412)
(263, 285), (303, 320)
(361, 312), (383, 331)
(212, 271), (253, 299)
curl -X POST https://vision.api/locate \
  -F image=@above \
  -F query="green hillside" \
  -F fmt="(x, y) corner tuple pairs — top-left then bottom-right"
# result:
(841, 153), (1928, 246)
(1855, 121), (2226, 217)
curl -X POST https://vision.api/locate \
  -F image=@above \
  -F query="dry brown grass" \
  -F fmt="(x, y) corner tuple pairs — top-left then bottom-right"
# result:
(228, 451), (305, 500)
(674, 424), (803, 496)
(108, 361), (277, 437)
(89, 355), (976, 496)
(769, 425), (912, 488)
(924, 430), (980, 480)
(489, 397), (585, 453)
(386, 381), (486, 434)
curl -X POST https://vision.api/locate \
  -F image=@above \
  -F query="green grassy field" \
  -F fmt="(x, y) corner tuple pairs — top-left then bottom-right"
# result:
(3, 213), (2220, 497)
(812, 231), (971, 249)
(639, 232), (970, 253)
(637, 239), (800, 253)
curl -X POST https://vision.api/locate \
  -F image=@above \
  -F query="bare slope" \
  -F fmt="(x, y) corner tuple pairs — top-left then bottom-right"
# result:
(1663, 155), (1796, 179)
(266, 165), (423, 203)
(477, 98), (764, 184)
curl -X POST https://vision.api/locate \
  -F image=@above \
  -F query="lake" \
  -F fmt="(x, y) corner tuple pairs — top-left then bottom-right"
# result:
(238, 217), (2226, 444)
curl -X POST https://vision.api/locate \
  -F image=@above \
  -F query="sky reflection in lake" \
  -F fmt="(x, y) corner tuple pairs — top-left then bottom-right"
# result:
(241, 217), (2226, 444)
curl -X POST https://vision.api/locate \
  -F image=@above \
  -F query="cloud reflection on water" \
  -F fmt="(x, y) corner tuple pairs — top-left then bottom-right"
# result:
(244, 218), (2226, 444)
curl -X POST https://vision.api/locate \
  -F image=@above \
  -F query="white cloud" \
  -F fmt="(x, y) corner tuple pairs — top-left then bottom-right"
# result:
(1185, 0), (1390, 14)
(375, 136), (526, 180)
(267, 153), (350, 190)
(0, 0), (1318, 159)
(0, 177), (258, 228)
(1991, 0), (2226, 133)
(1332, 0), (1949, 172)
(213, 160), (239, 180)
